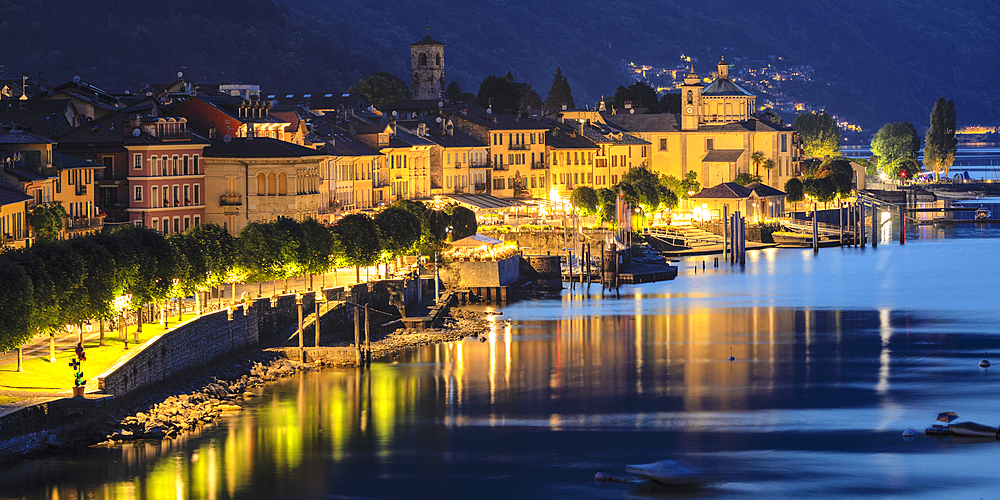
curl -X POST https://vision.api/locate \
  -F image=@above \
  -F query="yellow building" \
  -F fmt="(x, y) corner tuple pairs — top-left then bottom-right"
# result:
(202, 137), (327, 235)
(358, 124), (433, 202)
(0, 186), (31, 249)
(405, 117), (490, 196)
(545, 122), (598, 199)
(601, 59), (800, 190)
(451, 110), (548, 199)
(321, 126), (386, 214)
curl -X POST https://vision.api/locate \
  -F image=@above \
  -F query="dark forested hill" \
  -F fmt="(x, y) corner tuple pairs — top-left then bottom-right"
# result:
(2, 0), (998, 131)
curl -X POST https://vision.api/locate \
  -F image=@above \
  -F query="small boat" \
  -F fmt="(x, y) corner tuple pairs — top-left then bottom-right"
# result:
(949, 421), (999, 438)
(625, 460), (705, 486)
(975, 208), (991, 221)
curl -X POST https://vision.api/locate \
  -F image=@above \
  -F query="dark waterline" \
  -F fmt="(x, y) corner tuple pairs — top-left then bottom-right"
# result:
(3, 226), (1000, 499)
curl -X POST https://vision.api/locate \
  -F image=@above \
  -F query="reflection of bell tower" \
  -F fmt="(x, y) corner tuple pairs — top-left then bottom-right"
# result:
(410, 27), (446, 100)
(679, 67), (702, 131)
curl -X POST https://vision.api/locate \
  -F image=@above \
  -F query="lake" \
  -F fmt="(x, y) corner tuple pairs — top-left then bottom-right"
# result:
(2, 222), (1000, 499)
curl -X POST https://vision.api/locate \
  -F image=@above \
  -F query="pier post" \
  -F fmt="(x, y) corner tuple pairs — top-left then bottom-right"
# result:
(296, 294), (304, 363)
(812, 203), (819, 253)
(568, 249), (574, 290)
(871, 204), (878, 248)
(860, 202), (866, 248)
(354, 305), (361, 366)
(839, 202), (844, 247)
(722, 206), (729, 261)
(731, 213), (737, 263)
(315, 292), (321, 348)
(740, 214), (746, 265)
(899, 205), (906, 244)
(586, 244), (592, 285)
(365, 303), (371, 365)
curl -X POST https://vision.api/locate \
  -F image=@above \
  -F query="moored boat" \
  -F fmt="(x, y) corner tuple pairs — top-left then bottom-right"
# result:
(625, 460), (706, 485)
(949, 421), (999, 438)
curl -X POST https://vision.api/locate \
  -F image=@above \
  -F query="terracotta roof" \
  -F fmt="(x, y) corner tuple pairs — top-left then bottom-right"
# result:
(603, 113), (681, 133)
(702, 149), (744, 162)
(52, 151), (102, 170)
(410, 33), (445, 46)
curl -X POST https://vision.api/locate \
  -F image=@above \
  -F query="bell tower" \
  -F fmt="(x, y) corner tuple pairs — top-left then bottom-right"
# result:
(679, 68), (702, 131)
(410, 26), (446, 100)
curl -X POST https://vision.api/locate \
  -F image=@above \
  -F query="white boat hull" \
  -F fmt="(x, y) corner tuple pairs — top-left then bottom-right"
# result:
(949, 421), (998, 438)
(625, 460), (705, 486)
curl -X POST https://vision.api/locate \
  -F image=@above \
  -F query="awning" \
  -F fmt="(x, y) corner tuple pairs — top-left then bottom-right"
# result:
(446, 194), (524, 210)
(449, 234), (503, 247)
(702, 149), (744, 163)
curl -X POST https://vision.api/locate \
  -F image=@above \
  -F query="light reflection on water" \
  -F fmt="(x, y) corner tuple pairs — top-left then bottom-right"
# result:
(3, 234), (1000, 499)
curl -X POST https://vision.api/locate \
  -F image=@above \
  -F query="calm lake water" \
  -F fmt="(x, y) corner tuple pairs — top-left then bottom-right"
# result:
(3, 222), (1000, 499)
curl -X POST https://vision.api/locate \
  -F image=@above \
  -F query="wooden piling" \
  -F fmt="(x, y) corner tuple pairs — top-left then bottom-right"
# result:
(899, 205), (906, 244)
(722, 206), (729, 261)
(871, 204), (878, 248)
(860, 203), (866, 248)
(812, 203), (819, 252)
(839, 202), (844, 246)
(354, 305), (361, 366)
(364, 304), (371, 365)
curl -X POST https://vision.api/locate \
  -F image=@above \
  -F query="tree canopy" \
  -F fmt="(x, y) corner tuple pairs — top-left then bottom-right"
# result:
(544, 67), (575, 110)
(476, 72), (541, 112)
(570, 186), (598, 215)
(611, 81), (663, 113)
(350, 71), (411, 108)
(871, 121), (920, 170)
(924, 97), (957, 181)
(28, 203), (66, 242)
(793, 112), (841, 157)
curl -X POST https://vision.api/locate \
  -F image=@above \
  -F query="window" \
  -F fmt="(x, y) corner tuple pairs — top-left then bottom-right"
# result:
(183, 155), (189, 175)
(152, 186), (159, 208)
(686, 90), (693, 105)
(193, 155), (199, 174)
(173, 185), (179, 205)
(659, 138), (667, 151)
(267, 172), (276, 195)
(278, 172), (287, 195)
(174, 217), (180, 234)
(184, 216), (190, 231)
(531, 177), (537, 188)
(706, 138), (714, 150)
(103, 156), (114, 169)
(194, 184), (200, 204)
(184, 185), (190, 205)
(152, 218), (159, 232)
(257, 173), (266, 195)
(194, 216), (200, 226)
(134, 153), (142, 170)
(588, 173), (593, 183)
(447, 153), (451, 164)
(134, 186), (143, 201)
(507, 178), (513, 189)
(781, 134), (788, 153)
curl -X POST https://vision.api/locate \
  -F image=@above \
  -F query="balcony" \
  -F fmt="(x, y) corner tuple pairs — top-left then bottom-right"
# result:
(530, 162), (547, 170)
(64, 215), (105, 233)
(75, 184), (88, 196)
(219, 194), (243, 206)
(474, 183), (487, 193)
(509, 143), (529, 151)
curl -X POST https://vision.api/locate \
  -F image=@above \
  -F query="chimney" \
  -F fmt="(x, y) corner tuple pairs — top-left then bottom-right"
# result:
(561, 102), (567, 111)
(208, 122), (217, 139)
(246, 122), (255, 140)
(348, 121), (356, 137)
(462, 107), (468, 116)
(130, 114), (140, 128)
(624, 101), (632, 109)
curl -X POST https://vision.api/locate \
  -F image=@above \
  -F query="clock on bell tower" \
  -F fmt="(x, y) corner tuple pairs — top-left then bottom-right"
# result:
(679, 68), (702, 131)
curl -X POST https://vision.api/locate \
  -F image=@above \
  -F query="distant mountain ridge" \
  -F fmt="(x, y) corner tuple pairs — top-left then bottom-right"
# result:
(2, 0), (997, 132)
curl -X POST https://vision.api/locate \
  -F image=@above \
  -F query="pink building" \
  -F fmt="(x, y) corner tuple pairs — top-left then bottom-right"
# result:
(126, 116), (209, 233)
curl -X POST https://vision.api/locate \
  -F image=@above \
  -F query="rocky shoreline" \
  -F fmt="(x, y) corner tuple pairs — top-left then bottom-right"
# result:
(98, 308), (495, 445)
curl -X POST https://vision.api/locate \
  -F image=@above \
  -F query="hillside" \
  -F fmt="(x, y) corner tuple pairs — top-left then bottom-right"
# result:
(2, 0), (998, 132)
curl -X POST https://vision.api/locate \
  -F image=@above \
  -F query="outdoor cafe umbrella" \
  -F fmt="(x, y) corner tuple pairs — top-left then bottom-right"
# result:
(937, 412), (959, 425)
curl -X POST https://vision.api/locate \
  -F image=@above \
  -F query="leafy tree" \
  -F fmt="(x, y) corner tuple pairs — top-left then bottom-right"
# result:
(516, 79), (543, 111)
(885, 157), (921, 180)
(570, 186), (598, 215)
(185, 223), (240, 288)
(871, 121), (920, 169)
(449, 206), (477, 240)
(28, 202), (65, 241)
(5, 249), (58, 336)
(757, 109), (785, 126)
(750, 151), (766, 178)
(611, 81), (661, 113)
(445, 81), (463, 101)
(238, 221), (287, 295)
(375, 206), (422, 258)
(333, 213), (381, 281)
(661, 170), (701, 199)
(784, 178), (805, 203)
(0, 256), (34, 353)
(658, 93), (681, 114)
(29, 241), (89, 328)
(924, 97), (957, 181)
(273, 217), (306, 285)
(544, 67), (575, 110)
(66, 236), (117, 325)
(299, 218), (336, 288)
(427, 209), (452, 241)
(657, 184), (679, 211)
(803, 176), (836, 204)
(595, 187), (617, 226)
(350, 71), (411, 108)
(793, 112), (841, 157)
(476, 73), (522, 113)
(734, 173), (762, 185)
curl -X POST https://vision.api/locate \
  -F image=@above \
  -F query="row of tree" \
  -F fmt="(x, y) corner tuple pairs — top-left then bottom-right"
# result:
(0, 201), (478, 353)
(568, 167), (700, 226)
(793, 98), (957, 182)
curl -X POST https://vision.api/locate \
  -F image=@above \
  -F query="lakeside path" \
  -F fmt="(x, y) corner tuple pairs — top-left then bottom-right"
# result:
(0, 267), (402, 397)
